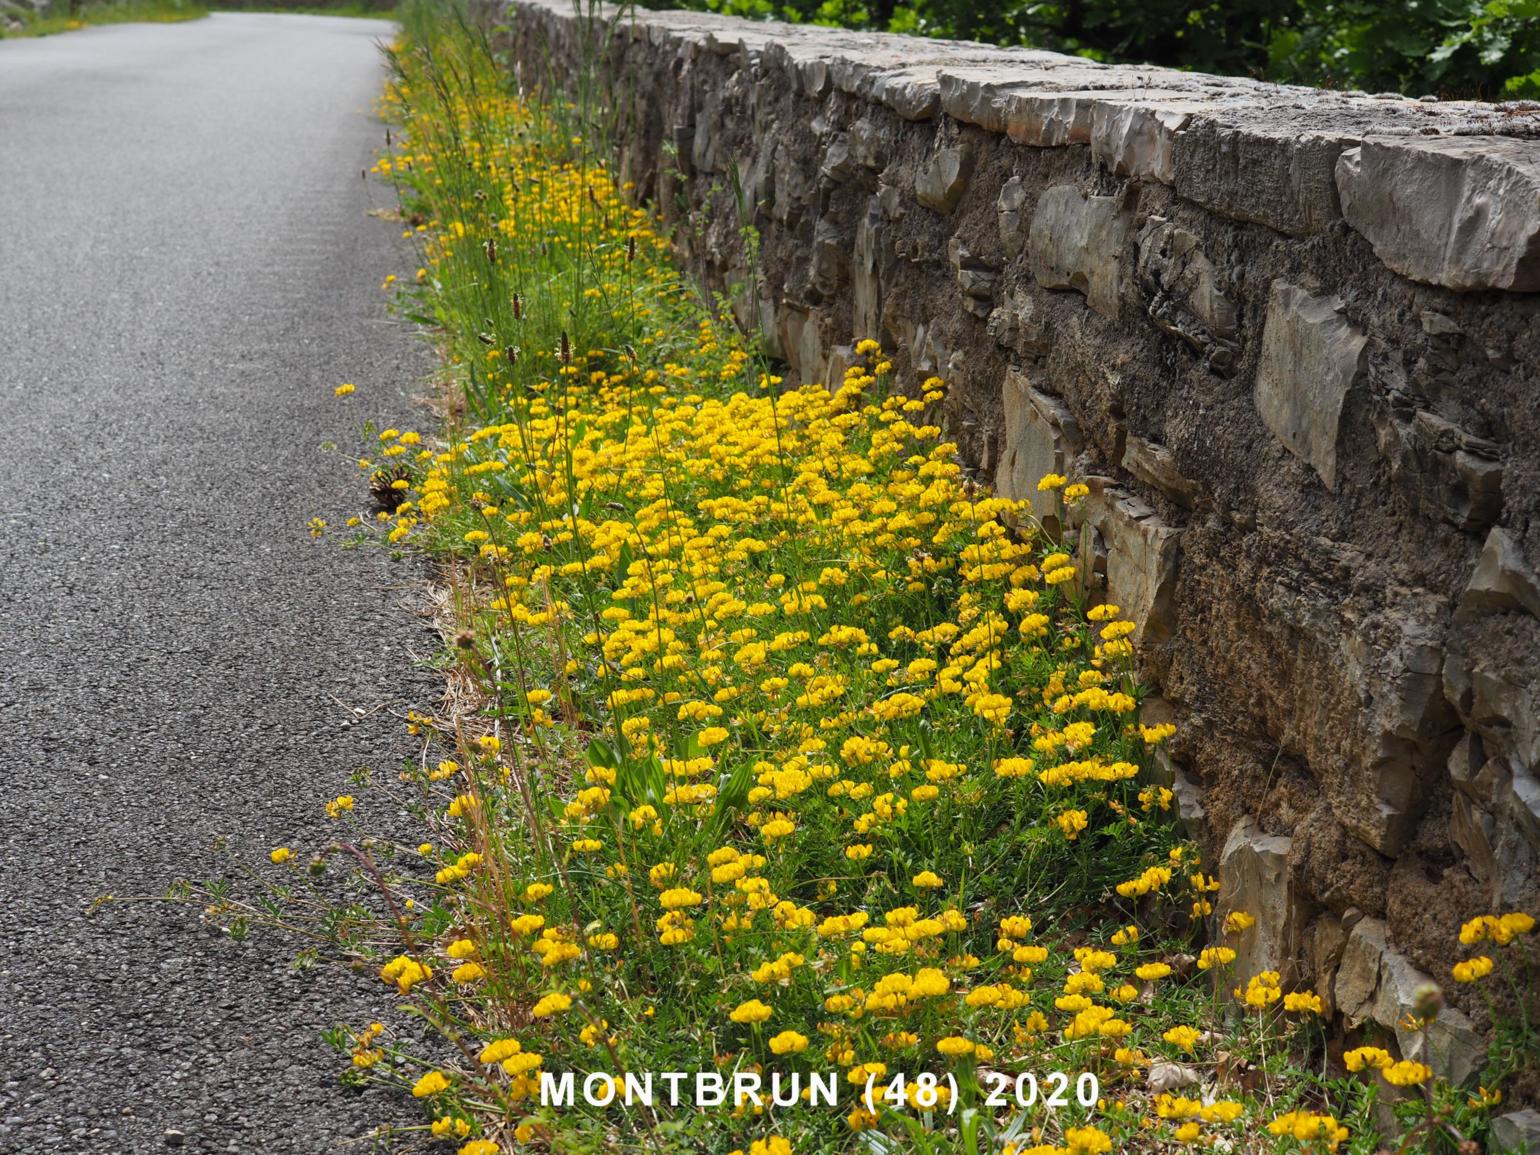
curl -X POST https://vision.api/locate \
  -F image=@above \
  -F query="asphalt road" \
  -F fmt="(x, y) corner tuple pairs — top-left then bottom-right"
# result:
(0, 15), (437, 1153)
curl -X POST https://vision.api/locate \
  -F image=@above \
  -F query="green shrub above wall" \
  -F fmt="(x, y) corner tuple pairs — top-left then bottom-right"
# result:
(640, 0), (1540, 99)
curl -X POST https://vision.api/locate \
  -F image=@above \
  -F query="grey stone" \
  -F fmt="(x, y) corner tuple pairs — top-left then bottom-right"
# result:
(915, 144), (972, 214)
(986, 287), (1049, 359)
(1332, 597), (1451, 856)
(1217, 818), (1304, 985)
(1085, 488), (1182, 643)
(1122, 435), (1201, 507)
(848, 118), (888, 170)
(995, 369), (1080, 509)
(1028, 184), (1133, 318)
(997, 176), (1028, 258)
(1135, 217), (1237, 369)
(1173, 122), (1350, 237)
(1337, 137), (1540, 292)
(1491, 1110), (1540, 1155)
(819, 134), (856, 183)
(1334, 917), (1487, 1087)
(853, 199), (886, 341)
(1253, 281), (1366, 491)
(1463, 527), (1540, 621)
(778, 306), (826, 386)
(810, 215), (847, 297)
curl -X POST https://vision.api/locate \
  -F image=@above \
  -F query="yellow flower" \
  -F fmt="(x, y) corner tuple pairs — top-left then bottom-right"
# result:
(1381, 1060), (1432, 1087)
(334, 382), (356, 396)
(729, 999), (773, 1025)
(1162, 1025), (1201, 1052)
(911, 871), (943, 889)
(531, 992), (572, 1018)
(1222, 910), (1256, 934)
(269, 847), (292, 864)
(1036, 473), (1067, 492)
(411, 1070), (450, 1097)
(1054, 809), (1089, 839)
(1135, 962), (1171, 981)
(1064, 1125), (1112, 1154)
(459, 1142), (498, 1155)
(1283, 990), (1324, 1014)
(935, 1036), (974, 1057)
(451, 962), (486, 984)
(1343, 1046), (1394, 1072)
(1452, 955), (1495, 983)
(769, 1030), (808, 1055)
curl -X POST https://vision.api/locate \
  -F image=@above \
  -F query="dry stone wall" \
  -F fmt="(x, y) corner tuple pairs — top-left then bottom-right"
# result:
(505, 0), (1540, 1081)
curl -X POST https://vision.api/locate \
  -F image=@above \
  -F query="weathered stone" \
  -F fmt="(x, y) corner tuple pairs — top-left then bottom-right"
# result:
(1332, 597), (1452, 856)
(1335, 916), (1486, 1086)
(995, 369), (1080, 509)
(1122, 436), (1201, 507)
(870, 66), (943, 121)
(986, 287), (1049, 360)
(809, 215), (847, 297)
(1028, 184), (1133, 318)
(1336, 137), (1540, 292)
(1253, 281), (1366, 491)
(1334, 915), (1387, 1025)
(1173, 122), (1350, 237)
(777, 306), (826, 386)
(819, 134), (856, 183)
(1090, 98), (1204, 184)
(1307, 914), (1347, 1016)
(1135, 217), (1238, 370)
(1217, 818), (1305, 985)
(770, 139), (813, 224)
(1085, 489), (1181, 643)
(1491, 1110), (1540, 1155)
(997, 176), (1028, 258)
(914, 144), (972, 214)
(853, 199), (885, 340)
(1463, 527), (1540, 620)
(847, 118), (888, 170)
(949, 238), (998, 303)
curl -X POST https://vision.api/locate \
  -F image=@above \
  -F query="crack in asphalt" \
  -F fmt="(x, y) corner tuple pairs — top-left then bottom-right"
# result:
(0, 14), (439, 1153)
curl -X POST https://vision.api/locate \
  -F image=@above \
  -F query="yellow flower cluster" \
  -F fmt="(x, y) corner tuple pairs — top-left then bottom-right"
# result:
(330, 25), (1533, 1155)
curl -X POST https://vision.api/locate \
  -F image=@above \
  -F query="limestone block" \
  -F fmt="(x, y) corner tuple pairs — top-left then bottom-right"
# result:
(869, 66), (944, 121)
(1491, 1110), (1540, 1155)
(1463, 527), (1540, 621)
(1122, 436), (1201, 508)
(1332, 599), (1451, 856)
(1135, 217), (1238, 371)
(1084, 489), (1181, 643)
(810, 215), (847, 297)
(1028, 184), (1133, 318)
(994, 369), (1080, 506)
(998, 177), (1028, 259)
(1253, 281), (1366, 491)
(819, 134), (856, 183)
(847, 118), (889, 170)
(1335, 917), (1486, 1087)
(1336, 137), (1540, 292)
(1173, 122), (1349, 237)
(777, 306), (826, 387)
(770, 139), (814, 225)
(915, 144), (973, 214)
(853, 199), (886, 341)
(1217, 818), (1305, 985)
(1089, 98), (1205, 184)
(986, 287), (1050, 360)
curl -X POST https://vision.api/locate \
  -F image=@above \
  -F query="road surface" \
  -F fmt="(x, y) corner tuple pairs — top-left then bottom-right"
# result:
(0, 14), (435, 1153)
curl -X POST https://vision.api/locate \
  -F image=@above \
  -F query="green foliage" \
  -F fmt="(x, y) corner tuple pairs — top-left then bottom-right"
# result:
(649, 0), (1540, 97)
